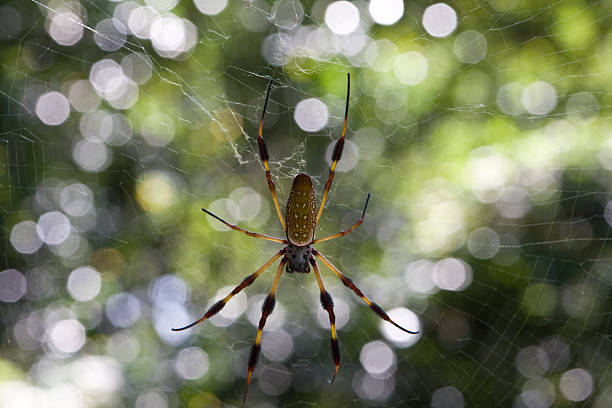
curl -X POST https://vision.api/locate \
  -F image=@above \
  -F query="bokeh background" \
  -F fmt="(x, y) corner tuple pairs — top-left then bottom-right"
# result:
(1, 0), (611, 407)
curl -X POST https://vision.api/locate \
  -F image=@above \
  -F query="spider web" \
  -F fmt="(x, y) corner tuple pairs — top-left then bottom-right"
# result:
(0, 0), (611, 407)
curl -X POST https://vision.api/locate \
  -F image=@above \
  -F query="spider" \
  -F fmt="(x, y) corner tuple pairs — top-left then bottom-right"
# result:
(173, 73), (418, 407)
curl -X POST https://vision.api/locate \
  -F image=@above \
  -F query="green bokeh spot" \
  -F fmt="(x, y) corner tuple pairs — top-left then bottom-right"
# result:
(522, 283), (558, 317)
(554, 4), (596, 50)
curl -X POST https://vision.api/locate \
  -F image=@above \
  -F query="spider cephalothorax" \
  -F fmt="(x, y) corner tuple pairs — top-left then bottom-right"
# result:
(285, 243), (313, 273)
(173, 74), (418, 407)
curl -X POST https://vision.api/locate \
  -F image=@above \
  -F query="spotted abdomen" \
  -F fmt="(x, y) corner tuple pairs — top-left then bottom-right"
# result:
(286, 173), (317, 246)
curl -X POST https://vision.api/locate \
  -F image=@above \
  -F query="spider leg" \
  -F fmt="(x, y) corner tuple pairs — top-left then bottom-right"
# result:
(312, 193), (370, 244)
(243, 257), (287, 408)
(313, 250), (419, 335)
(172, 250), (285, 331)
(257, 79), (287, 231)
(309, 256), (340, 384)
(315, 72), (350, 227)
(202, 208), (287, 244)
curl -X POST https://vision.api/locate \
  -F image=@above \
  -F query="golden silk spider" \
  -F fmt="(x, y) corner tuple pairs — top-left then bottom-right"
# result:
(172, 73), (418, 406)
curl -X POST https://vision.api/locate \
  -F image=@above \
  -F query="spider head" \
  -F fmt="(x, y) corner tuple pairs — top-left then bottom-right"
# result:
(285, 244), (312, 273)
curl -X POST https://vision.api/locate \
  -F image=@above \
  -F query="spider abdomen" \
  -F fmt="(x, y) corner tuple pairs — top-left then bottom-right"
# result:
(285, 173), (316, 246)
